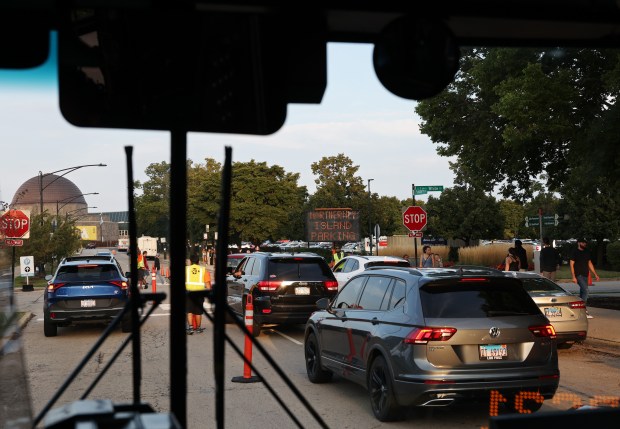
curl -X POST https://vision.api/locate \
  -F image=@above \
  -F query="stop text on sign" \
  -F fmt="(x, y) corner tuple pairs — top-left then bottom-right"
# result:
(0, 209), (31, 239)
(305, 209), (360, 242)
(403, 213), (426, 224)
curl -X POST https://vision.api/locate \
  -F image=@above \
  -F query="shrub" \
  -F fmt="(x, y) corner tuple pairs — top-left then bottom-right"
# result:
(607, 241), (620, 271)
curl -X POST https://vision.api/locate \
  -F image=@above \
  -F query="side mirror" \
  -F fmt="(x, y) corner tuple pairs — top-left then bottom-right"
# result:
(45, 275), (52, 281)
(315, 297), (330, 310)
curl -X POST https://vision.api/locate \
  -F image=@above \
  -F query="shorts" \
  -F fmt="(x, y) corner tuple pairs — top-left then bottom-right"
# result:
(186, 294), (205, 315)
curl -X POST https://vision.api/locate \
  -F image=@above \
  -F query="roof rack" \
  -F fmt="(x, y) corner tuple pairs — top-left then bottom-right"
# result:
(62, 255), (115, 263)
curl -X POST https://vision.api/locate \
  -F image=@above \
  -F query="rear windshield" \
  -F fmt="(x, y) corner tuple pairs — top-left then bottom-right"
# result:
(420, 281), (540, 318)
(55, 264), (120, 282)
(519, 277), (566, 293)
(267, 258), (333, 280)
(365, 260), (410, 269)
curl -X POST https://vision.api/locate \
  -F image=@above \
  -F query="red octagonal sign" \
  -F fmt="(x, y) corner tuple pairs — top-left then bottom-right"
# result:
(403, 206), (427, 232)
(0, 209), (31, 239)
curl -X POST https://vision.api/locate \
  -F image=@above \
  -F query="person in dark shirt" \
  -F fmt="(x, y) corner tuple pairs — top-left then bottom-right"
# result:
(570, 238), (599, 318)
(539, 237), (560, 280)
(514, 240), (528, 271)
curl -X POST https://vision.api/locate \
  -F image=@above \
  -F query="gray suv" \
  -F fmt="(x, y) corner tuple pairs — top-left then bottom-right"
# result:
(304, 266), (559, 421)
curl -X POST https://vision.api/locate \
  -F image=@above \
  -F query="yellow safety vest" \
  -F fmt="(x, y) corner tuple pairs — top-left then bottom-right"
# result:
(334, 251), (344, 264)
(185, 264), (206, 291)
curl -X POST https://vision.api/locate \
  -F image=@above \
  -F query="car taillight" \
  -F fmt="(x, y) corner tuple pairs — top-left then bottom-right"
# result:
(257, 281), (280, 291)
(109, 280), (128, 290)
(323, 280), (338, 291)
(529, 324), (557, 338)
(404, 327), (457, 344)
(458, 278), (489, 282)
(569, 301), (586, 309)
(47, 282), (66, 292)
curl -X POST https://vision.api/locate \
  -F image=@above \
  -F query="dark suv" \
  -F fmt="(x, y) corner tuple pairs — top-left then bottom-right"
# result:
(304, 266), (559, 421)
(44, 255), (131, 337)
(227, 252), (338, 336)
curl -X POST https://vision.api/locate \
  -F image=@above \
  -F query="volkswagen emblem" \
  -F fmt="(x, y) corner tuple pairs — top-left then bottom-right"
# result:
(489, 327), (501, 338)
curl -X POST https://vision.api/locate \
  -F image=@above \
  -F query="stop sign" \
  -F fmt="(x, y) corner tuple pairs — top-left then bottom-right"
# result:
(403, 206), (427, 231)
(0, 209), (31, 239)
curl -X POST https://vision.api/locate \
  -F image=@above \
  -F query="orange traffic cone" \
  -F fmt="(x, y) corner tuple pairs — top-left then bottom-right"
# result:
(231, 295), (261, 383)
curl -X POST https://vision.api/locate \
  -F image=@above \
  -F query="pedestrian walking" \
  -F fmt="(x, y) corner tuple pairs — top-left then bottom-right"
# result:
(539, 237), (560, 280)
(570, 238), (599, 319)
(514, 240), (528, 271)
(202, 248), (207, 264)
(154, 253), (162, 283)
(185, 253), (211, 334)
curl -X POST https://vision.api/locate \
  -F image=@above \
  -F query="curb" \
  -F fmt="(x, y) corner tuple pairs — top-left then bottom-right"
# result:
(0, 311), (33, 356)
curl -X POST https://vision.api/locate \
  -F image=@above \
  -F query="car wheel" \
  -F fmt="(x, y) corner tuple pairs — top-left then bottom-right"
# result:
(44, 315), (57, 337)
(368, 355), (402, 421)
(557, 342), (573, 350)
(305, 332), (332, 383)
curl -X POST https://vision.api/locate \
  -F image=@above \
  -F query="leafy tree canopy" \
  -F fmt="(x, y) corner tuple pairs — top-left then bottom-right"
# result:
(425, 186), (504, 246)
(416, 47), (620, 201)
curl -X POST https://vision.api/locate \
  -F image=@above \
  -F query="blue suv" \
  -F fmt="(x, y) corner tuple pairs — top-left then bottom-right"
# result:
(44, 255), (131, 336)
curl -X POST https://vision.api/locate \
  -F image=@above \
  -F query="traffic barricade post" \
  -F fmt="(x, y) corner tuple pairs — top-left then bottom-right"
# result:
(231, 295), (261, 383)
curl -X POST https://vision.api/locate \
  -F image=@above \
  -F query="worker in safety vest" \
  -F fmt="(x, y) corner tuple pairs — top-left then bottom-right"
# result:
(136, 248), (146, 288)
(185, 253), (211, 334)
(330, 245), (344, 269)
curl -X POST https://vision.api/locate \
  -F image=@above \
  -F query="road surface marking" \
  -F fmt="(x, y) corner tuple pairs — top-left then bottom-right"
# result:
(269, 329), (303, 345)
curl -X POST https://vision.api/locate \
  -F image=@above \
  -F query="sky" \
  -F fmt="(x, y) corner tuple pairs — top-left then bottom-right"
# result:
(0, 35), (455, 213)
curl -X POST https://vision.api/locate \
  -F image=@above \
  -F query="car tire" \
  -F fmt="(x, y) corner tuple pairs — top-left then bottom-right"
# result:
(305, 332), (332, 383)
(44, 316), (57, 337)
(368, 355), (402, 422)
(557, 342), (573, 350)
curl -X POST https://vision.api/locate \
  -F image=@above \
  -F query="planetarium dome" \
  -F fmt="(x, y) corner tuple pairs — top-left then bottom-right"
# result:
(11, 174), (87, 215)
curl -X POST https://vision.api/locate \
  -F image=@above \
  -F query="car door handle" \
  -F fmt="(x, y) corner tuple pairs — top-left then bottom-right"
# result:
(372, 318), (379, 325)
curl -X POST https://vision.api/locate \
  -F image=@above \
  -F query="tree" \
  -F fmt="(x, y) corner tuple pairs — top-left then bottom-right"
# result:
(229, 160), (307, 244)
(308, 154), (367, 209)
(499, 200), (524, 239)
(416, 47), (620, 201)
(134, 162), (171, 239)
(425, 186), (503, 246)
(16, 212), (81, 275)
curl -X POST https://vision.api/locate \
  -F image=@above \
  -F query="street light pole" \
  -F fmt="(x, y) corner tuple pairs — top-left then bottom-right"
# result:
(56, 192), (99, 217)
(367, 179), (374, 256)
(38, 163), (106, 220)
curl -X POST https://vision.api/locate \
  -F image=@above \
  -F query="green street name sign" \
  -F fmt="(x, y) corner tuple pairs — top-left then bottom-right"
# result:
(414, 185), (444, 195)
(525, 214), (559, 227)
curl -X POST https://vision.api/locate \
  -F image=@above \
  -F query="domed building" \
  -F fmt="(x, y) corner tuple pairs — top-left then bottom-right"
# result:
(10, 174), (121, 245)
(11, 174), (88, 217)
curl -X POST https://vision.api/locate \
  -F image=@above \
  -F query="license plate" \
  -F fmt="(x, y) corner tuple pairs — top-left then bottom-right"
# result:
(479, 344), (508, 360)
(544, 307), (562, 317)
(81, 299), (96, 308)
(295, 287), (310, 295)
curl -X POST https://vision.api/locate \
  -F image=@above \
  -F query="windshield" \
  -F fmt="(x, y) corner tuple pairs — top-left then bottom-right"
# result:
(2, 7), (619, 429)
